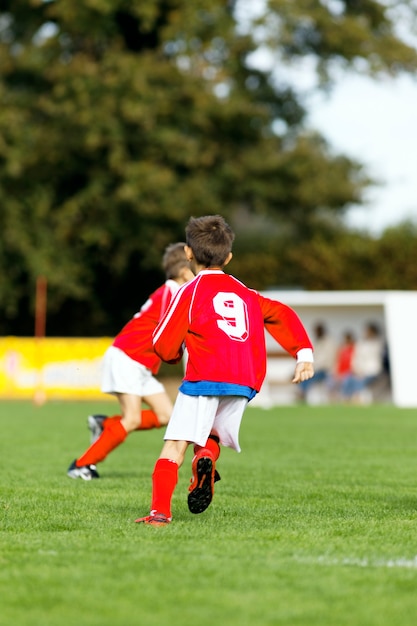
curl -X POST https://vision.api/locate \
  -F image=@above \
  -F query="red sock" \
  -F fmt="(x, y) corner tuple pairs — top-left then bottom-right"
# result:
(76, 419), (127, 466)
(193, 434), (220, 461)
(150, 458), (178, 519)
(138, 409), (161, 430)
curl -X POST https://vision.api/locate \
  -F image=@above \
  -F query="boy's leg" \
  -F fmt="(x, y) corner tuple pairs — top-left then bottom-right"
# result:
(72, 386), (174, 477)
(135, 440), (188, 525)
(88, 395), (171, 443)
(70, 393), (142, 471)
(187, 395), (248, 514)
(143, 390), (173, 427)
(188, 434), (220, 514)
(119, 392), (171, 433)
(74, 418), (128, 467)
(90, 390), (171, 438)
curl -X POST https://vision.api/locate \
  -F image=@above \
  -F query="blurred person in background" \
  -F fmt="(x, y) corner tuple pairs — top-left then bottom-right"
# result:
(328, 330), (356, 402)
(342, 322), (385, 404)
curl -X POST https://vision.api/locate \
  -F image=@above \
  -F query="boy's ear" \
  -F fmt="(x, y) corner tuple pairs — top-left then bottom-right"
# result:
(223, 252), (233, 267)
(184, 245), (193, 261)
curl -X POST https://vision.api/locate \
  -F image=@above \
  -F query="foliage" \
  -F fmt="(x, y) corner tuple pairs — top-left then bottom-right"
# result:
(281, 220), (417, 290)
(266, 0), (417, 78)
(229, 217), (417, 291)
(0, 1), (417, 334)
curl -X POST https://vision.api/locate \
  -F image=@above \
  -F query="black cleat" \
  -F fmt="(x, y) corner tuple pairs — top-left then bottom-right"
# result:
(67, 459), (100, 480)
(188, 456), (216, 514)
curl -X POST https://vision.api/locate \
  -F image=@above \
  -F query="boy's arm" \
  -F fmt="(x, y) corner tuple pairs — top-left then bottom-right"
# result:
(259, 295), (314, 383)
(259, 295), (313, 356)
(152, 289), (190, 363)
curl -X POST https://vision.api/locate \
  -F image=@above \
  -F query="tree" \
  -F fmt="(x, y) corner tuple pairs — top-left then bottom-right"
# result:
(0, 0), (416, 335)
(265, 221), (417, 291)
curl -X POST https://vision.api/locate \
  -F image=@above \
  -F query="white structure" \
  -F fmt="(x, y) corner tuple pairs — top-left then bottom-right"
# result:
(255, 290), (417, 408)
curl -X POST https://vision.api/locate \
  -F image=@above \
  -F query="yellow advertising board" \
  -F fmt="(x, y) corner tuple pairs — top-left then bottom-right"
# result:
(0, 337), (113, 401)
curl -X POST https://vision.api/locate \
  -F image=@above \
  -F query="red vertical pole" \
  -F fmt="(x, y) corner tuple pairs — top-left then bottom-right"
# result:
(35, 275), (47, 338)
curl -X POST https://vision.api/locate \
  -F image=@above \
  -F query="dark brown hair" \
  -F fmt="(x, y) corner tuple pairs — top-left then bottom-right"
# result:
(185, 215), (235, 267)
(162, 242), (190, 279)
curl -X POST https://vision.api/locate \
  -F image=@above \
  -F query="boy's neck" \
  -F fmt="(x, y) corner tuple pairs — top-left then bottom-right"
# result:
(197, 265), (223, 273)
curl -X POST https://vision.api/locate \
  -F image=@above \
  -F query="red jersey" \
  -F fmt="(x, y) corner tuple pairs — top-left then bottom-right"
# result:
(112, 279), (180, 374)
(153, 270), (313, 392)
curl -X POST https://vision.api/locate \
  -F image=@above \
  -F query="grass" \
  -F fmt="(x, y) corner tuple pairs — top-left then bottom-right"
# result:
(1, 400), (417, 625)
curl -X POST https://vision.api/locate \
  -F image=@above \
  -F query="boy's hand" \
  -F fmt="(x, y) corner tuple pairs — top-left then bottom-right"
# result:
(292, 362), (314, 384)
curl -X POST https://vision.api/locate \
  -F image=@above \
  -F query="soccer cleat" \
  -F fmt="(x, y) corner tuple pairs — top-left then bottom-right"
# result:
(188, 455), (217, 514)
(87, 414), (107, 444)
(135, 512), (170, 526)
(67, 459), (100, 480)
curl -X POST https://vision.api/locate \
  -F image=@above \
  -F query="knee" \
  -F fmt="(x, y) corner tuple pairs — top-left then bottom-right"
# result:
(121, 413), (142, 433)
(157, 411), (171, 426)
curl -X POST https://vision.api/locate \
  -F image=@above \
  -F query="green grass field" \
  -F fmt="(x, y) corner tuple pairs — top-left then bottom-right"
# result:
(1, 399), (417, 626)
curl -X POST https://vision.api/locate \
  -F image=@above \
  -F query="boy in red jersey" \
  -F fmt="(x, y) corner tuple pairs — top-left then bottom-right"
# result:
(67, 242), (194, 480)
(135, 215), (314, 525)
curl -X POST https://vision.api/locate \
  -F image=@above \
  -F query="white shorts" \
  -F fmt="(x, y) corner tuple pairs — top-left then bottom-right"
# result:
(101, 346), (165, 397)
(164, 391), (249, 452)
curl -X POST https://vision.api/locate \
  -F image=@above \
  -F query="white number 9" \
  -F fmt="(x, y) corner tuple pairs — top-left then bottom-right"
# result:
(213, 292), (249, 342)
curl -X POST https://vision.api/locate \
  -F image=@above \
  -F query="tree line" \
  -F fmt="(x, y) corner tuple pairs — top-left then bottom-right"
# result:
(0, 0), (416, 336)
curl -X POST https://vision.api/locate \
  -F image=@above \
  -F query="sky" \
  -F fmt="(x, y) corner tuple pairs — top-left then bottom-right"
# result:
(308, 73), (417, 235)
(236, 0), (417, 236)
